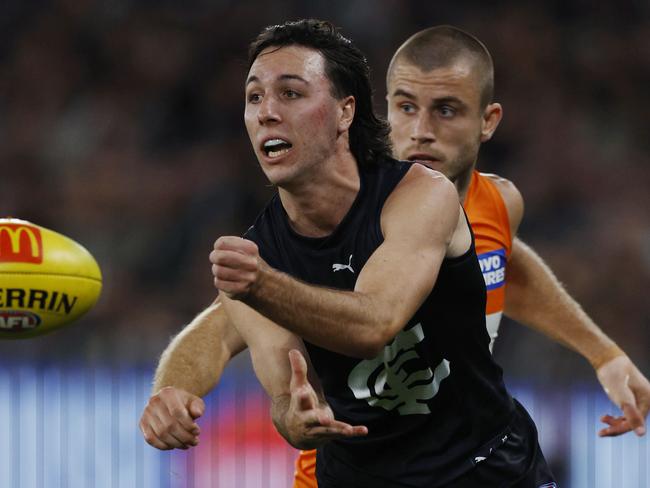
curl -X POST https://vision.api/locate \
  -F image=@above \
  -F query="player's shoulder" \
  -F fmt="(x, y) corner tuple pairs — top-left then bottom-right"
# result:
(399, 163), (457, 202)
(478, 172), (522, 207)
(479, 172), (518, 193)
(478, 172), (524, 232)
(382, 163), (460, 238)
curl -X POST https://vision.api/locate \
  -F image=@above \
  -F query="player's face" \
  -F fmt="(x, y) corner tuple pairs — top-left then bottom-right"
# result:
(387, 60), (493, 184)
(244, 45), (343, 187)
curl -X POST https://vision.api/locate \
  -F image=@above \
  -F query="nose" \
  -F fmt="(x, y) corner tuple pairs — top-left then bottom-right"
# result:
(410, 113), (436, 143)
(257, 95), (281, 125)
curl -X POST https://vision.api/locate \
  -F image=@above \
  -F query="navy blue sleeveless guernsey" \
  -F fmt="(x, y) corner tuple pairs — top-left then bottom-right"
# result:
(244, 158), (518, 487)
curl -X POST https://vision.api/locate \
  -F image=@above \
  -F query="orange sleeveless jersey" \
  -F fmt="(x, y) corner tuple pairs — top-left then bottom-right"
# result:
(292, 171), (513, 488)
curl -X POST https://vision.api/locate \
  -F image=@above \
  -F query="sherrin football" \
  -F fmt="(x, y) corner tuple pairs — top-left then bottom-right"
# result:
(0, 218), (102, 338)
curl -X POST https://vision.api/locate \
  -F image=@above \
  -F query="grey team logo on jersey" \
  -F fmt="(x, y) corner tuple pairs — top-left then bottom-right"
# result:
(332, 254), (354, 273)
(347, 323), (451, 415)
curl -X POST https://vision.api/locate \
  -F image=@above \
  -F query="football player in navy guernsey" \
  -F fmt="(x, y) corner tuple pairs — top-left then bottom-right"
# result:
(208, 19), (556, 487)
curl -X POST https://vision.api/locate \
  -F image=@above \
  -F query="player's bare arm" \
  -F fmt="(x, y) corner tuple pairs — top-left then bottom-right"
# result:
(211, 165), (465, 359)
(139, 300), (247, 450)
(220, 296), (367, 448)
(491, 175), (650, 436)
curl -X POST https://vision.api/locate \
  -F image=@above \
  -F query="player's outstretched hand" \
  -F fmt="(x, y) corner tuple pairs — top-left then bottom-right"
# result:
(211, 236), (262, 299)
(139, 386), (205, 450)
(285, 349), (368, 449)
(596, 355), (650, 437)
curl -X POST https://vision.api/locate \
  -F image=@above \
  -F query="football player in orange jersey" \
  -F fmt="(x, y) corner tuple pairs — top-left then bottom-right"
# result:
(140, 24), (650, 488)
(290, 25), (650, 487)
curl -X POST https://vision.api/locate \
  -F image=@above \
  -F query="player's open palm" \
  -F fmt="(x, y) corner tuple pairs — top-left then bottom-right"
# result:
(285, 349), (368, 449)
(597, 355), (650, 437)
(139, 386), (205, 450)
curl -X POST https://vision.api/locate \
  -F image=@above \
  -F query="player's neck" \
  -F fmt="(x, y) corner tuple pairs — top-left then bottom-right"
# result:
(279, 153), (360, 238)
(454, 165), (475, 203)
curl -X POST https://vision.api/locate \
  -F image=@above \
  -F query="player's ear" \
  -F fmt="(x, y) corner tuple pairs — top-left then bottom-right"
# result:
(480, 102), (502, 142)
(338, 96), (355, 133)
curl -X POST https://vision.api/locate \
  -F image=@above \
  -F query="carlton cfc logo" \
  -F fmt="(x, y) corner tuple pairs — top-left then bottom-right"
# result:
(0, 224), (43, 264)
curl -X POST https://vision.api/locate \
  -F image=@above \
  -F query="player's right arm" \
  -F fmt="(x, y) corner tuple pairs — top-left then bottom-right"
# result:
(139, 299), (247, 450)
(211, 165), (463, 359)
(490, 175), (650, 437)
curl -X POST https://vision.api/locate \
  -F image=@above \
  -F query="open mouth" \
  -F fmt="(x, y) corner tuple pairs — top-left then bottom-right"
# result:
(263, 138), (293, 158)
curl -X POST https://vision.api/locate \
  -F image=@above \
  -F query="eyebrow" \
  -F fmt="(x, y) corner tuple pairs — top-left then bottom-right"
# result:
(245, 74), (310, 86)
(391, 89), (466, 108)
(391, 88), (416, 100)
(433, 96), (465, 107)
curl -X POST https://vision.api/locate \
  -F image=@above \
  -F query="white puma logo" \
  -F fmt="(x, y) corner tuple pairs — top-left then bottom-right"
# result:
(332, 254), (354, 273)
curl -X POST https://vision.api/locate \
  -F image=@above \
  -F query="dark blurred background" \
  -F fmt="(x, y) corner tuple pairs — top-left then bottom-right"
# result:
(0, 1), (649, 485)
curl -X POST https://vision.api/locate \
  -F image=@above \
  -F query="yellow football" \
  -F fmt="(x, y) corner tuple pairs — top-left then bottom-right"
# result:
(0, 218), (102, 338)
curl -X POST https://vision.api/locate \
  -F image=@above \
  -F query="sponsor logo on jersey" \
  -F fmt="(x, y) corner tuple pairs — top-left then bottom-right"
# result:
(478, 249), (506, 291)
(348, 323), (451, 415)
(0, 311), (41, 331)
(332, 254), (354, 273)
(0, 224), (43, 264)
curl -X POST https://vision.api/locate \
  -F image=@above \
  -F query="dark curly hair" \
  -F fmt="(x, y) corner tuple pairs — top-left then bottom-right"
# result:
(248, 19), (392, 167)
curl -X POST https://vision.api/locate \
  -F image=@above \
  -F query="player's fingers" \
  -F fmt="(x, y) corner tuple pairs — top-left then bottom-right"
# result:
(151, 410), (199, 448)
(210, 249), (258, 271)
(598, 427), (620, 437)
(154, 393), (201, 434)
(305, 423), (368, 439)
(349, 425), (369, 436)
(631, 380), (650, 419)
(598, 416), (631, 437)
(289, 349), (310, 389)
(158, 427), (199, 449)
(213, 277), (251, 296)
(317, 418), (368, 435)
(189, 397), (206, 420)
(298, 410), (327, 428)
(141, 402), (177, 446)
(294, 389), (317, 412)
(598, 414), (641, 437)
(638, 399), (650, 419)
(312, 410), (368, 435)
(154, 389), (202, 434)
(214, 236), (258, 255)
(212, 264), (257, 284)
(167, 403), (201, 435)
(315, 410), (334, 426)
(304, 428), (350, 439)
(148, 417), (191, 449)
(140, 420), (173, 450)
(622, 402), (646, 436)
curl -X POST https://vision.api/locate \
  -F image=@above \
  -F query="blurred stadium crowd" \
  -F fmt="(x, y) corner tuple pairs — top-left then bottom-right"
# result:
(1, 0), (648, 383)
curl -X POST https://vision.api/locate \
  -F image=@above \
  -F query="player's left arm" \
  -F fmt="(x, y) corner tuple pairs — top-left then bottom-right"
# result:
(210, 165), (460, 359)
(492, 175), (650, 437)
(220, 296), (367, 449)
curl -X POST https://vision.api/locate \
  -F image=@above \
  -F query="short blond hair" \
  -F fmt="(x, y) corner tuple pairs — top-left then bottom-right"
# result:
(387, 25), (494, 108)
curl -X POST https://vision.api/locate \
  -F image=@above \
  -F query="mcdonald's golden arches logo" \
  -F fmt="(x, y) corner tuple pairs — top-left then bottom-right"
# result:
(0, 224), (43, 264)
